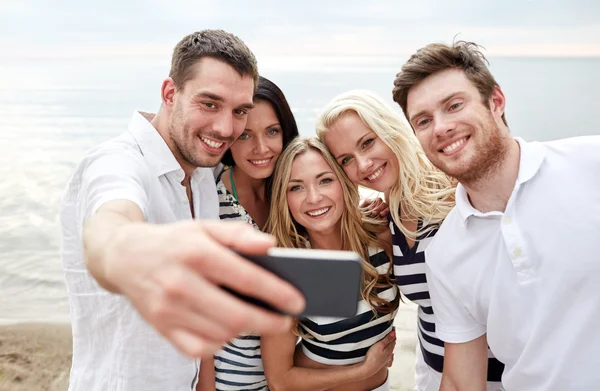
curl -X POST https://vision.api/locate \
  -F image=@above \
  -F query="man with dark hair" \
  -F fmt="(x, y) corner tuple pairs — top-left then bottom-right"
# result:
(60, 30), (304, 391)
(393, 41), (600, 390)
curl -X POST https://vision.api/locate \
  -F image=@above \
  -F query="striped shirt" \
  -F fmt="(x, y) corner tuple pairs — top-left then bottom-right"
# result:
(213, 171), (267, 391)
(389, 217), (504, 382)
(300, 248), (399, 365)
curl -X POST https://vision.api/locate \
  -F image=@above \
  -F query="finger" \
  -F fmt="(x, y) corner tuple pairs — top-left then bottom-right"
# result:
(169, 328), (223, 358)
(200, 220), (276, 255)
(184, 232), (305, 315)
(148, 294), (236, 344)
(154, 263), (295, 336)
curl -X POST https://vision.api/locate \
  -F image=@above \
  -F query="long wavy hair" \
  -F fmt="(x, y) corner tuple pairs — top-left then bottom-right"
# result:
(266, 137), (398, 316)
(315, 90), (455, 239)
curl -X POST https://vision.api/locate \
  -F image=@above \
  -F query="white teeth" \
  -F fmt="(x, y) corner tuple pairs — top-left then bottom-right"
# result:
(307, 207), (330, 217)
(201, 137), (224, 149)
(367, 166), (384, 181)
(443, 138), (467, 153)
(250, 159), (270, 165)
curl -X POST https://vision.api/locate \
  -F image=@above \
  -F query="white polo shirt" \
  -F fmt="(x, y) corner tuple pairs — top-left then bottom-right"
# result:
(60, 111), (219, 391)
(425, 136), (600, 391)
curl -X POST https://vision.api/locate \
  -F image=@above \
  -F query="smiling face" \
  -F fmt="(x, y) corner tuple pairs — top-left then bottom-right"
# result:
(167, 57), (255, 168)
(406, 68), (510, 183)
(286, 149), (344, 236)
(229, 100), (284, 179)
(322, 112), (399, 193)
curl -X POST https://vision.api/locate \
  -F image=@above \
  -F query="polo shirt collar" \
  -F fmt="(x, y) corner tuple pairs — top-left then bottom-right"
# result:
(455, 137), (547, 223)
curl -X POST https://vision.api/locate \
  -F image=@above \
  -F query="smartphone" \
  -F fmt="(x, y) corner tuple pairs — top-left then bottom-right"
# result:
(224, 247), (363, 317)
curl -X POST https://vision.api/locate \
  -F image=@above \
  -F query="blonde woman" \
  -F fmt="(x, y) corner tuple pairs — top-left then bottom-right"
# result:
(315, 90), (504, 391)
(261, 137), (399, 391)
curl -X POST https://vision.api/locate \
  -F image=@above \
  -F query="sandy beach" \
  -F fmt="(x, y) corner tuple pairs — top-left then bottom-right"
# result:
(0, 302), (417, 391)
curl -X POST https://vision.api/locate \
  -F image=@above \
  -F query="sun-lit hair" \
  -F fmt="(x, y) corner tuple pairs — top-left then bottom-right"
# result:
(265, 137), (398, 315)
(315, 90), (455, 239)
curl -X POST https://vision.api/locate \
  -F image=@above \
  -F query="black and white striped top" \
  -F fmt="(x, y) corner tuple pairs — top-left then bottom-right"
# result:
(299, 248), (398, 365)
(213, 171), (267, 391)
(389, 217), (504, 381)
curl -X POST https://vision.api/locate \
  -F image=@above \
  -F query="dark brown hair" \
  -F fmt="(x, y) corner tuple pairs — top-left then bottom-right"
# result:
(392, 40), (507, 126)
(169, 29), (258, 90)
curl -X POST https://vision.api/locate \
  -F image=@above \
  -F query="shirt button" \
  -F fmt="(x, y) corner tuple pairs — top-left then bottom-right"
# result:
(503, 217), (512, 225)
(512, 248), (522, 257)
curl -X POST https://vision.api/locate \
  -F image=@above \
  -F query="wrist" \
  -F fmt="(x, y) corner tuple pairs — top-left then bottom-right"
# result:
(353, 360), (372, 381)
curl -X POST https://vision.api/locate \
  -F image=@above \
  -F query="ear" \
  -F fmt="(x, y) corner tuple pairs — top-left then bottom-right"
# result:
(488, 85), (506, 121)
(160, 77), (177, 111)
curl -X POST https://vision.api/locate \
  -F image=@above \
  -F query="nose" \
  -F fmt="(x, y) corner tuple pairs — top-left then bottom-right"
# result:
(253, 135), (269, 155)
(432, 114), (455, 138)
(212, 112), (234, 139)
(306, 185), (324, 204)
(356, 154), (373, 174)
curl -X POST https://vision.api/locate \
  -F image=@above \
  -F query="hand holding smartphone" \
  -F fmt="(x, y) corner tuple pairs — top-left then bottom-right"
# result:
(225, 248), (363, 317)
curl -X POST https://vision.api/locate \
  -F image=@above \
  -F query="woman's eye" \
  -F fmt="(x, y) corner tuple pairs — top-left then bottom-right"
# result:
(341, 156), (352, 165)
(362, 138), (374, 149)
(289, 185), (301, 192)
(267, 128), (280, 136)
(239, 133), (250, 140)
(320, 178), (333, 185)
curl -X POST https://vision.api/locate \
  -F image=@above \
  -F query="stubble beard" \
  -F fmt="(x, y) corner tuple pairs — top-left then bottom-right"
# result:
(169, 105), (226, 168)
(451, 116), (510, 186)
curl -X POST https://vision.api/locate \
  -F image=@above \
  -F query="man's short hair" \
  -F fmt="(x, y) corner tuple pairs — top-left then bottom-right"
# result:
(392, 40), (507, 126)
(169, 29), (259, 90)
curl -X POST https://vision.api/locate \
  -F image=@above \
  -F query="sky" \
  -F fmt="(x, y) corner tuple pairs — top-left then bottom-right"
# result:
(1, 0), (600, 70)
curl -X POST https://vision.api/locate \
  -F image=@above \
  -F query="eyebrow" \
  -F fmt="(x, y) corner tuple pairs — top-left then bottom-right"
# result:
(193, 91), (254, 110)
(408, 92), (463, 124)
(288, 171), (333, 183)
(244, 122), (280, 133)
(334, 132), (371, 160)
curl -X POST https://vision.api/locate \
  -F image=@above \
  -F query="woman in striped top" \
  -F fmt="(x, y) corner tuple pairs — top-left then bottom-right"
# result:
(262, 137), (400, 391)
(316, 90), (505, 391)
(196, 76), (299, 391)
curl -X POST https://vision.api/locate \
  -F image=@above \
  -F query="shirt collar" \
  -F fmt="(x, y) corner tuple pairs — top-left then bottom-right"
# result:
(127, 111), (182, 178)
(455, 137), (547, 223)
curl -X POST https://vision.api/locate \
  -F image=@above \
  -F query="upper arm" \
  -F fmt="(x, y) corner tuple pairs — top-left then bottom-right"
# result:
(441, 335), (489, 391)
(79, 148), (150, 223)
(424, 258), (486, 343)
(261, 328), (298, 385)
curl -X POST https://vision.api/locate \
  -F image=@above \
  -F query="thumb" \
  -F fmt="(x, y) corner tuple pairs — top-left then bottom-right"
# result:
(199, 220), (276, 255)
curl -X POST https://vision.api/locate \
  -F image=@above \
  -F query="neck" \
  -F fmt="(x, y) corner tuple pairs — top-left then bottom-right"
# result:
(462, 138), (521, 213)
(150, 109), (196, 180)
(306, 225), (343, 251)
(231, 167), (267, 201)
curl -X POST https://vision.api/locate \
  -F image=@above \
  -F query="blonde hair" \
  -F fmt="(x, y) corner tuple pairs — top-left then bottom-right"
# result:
(316, 90), (455, 239)
(266, 137), (398, 316)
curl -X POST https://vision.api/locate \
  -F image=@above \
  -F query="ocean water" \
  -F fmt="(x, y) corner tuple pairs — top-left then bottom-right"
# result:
(1, 57), (599, 324)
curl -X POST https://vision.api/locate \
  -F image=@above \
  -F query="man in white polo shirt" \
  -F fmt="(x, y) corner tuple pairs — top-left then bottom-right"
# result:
(391, 41), (600, 390)
(60, 30), (304, 391)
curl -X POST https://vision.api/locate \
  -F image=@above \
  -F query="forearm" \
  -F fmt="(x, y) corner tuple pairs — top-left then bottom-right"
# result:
(197, 357), (216, 391)
(267, 363), (367, 391)
(83, 205), (144, 293)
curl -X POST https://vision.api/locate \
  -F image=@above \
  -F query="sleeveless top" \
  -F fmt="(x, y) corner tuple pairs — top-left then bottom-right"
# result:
(389, 216), (504, 381)
(213, 170), (267, 391)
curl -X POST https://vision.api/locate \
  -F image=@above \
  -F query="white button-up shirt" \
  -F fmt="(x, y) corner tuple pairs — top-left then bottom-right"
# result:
(425, 136), (600, 390)
(60, 111), (219, 391)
